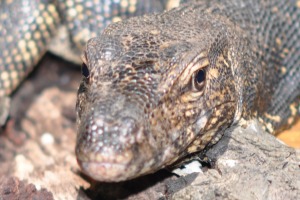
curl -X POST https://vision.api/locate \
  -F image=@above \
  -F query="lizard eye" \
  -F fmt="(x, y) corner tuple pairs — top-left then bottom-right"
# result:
(193, 69), (206, 91)
(81, 63), (90, 78)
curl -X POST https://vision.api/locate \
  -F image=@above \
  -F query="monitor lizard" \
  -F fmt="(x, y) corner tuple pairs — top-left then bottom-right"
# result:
(75, 0), (300, 182)
(0, 0), (299, 183)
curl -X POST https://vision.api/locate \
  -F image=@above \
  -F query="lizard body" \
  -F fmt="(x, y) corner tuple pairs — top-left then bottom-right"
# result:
(76, 0), (300, 182)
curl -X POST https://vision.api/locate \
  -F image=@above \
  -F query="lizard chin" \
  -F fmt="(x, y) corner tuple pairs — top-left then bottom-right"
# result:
(77, 160), (137, 182)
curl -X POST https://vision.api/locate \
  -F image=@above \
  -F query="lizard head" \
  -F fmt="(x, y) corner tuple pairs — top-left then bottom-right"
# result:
(75, 10), (244, 182)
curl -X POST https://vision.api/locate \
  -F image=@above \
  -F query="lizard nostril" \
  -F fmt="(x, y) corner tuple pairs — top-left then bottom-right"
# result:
(81, 63), (90, 78)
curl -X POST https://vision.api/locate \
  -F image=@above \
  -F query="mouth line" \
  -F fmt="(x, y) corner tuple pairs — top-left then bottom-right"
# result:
(78, 159), (139, 182)
(182, 100), (236, 143)
(160, 101), (237, 166)
(192, 100), (236, 122)
(79, 160), (126, 168)
(76, 100), (236, 181)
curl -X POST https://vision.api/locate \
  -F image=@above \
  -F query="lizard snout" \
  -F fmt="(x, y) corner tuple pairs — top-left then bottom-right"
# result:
(75, 105), (156, 181)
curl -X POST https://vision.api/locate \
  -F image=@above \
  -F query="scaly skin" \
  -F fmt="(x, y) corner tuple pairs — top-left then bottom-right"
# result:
(76, 0), (300, 182)
(0, 0), (170, 125)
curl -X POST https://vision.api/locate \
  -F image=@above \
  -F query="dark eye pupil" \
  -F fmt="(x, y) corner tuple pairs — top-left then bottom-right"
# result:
(195, 69), (205, 84)
(193, 69), (206, 91)
(81, 63), (90, 78)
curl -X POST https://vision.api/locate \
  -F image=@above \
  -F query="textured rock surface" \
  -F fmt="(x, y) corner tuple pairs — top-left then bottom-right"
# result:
(0, 177), (54, 200)
(173, 122), (300, 200)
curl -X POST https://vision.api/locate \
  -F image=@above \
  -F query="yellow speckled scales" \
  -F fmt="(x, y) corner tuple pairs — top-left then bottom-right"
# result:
(0, 0), (172, 124)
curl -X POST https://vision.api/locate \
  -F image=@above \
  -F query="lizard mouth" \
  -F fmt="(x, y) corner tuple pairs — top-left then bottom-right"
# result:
(77, 160), (132, 182)
(75, 110), (159, 182)
(76, 100), (237, 182)
(76, 144), (157, 182)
